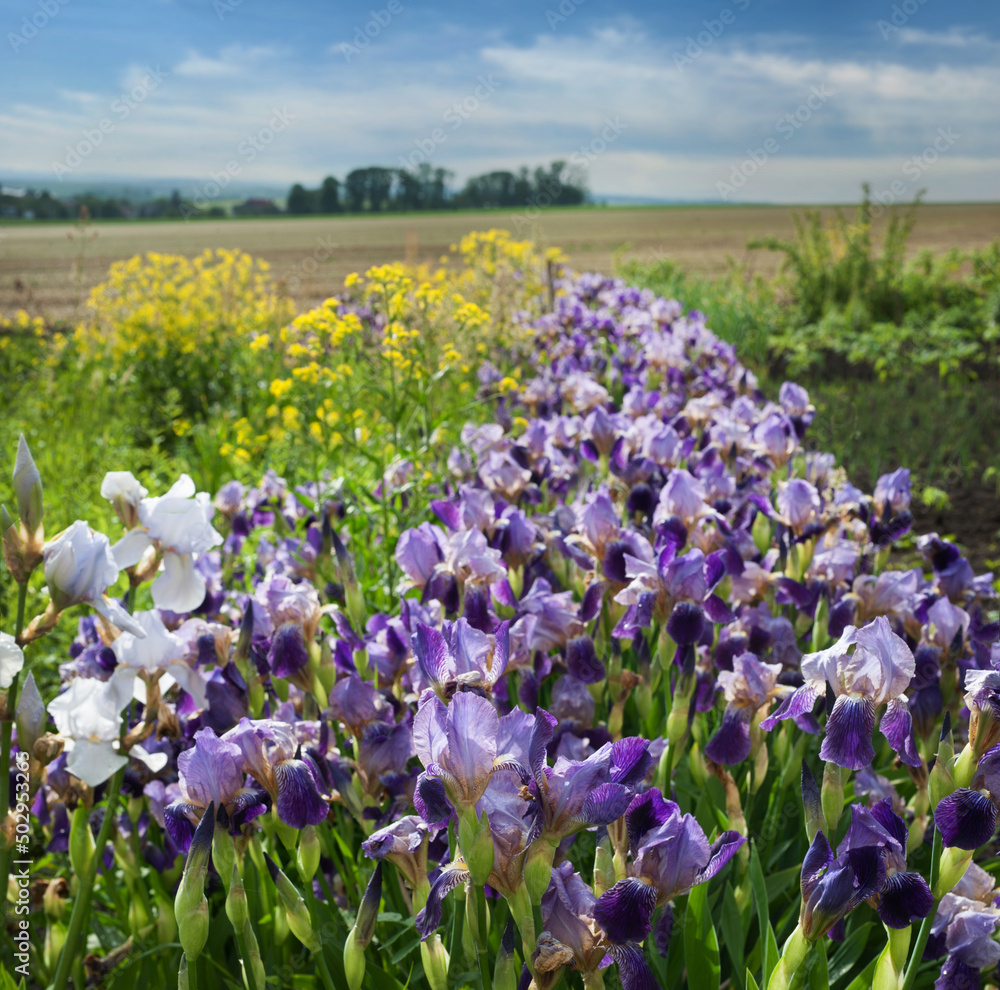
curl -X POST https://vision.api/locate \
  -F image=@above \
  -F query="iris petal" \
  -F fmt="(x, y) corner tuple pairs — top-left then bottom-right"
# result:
(820, 695), (877, 771)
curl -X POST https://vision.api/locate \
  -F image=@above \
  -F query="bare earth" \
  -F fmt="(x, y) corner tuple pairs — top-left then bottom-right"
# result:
(2, 202), (998, 322)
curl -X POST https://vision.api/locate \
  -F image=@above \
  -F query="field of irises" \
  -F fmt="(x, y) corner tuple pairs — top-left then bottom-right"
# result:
(1, 231), (999, 990)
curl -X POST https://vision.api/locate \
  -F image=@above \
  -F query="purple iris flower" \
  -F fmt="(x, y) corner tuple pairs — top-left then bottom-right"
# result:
(705, 653), (791, 766)
(873, 468), (911, 515)
(798, 830), (884, 941)
(593, 789), (744, 943)
(412, 691), (523, 813)
(926, 864), (1000, 989)
(410, 617), (510, 697)
(840, 800), (933, 928)
(527, 711), (650, 841)
(361, 815), (430, 889)
(761, 617), (918, 770)
(934, 741), (1000, 850)
(164, 727), (267, 850)
(328, 672), (393, 736)
(537, 862), (661, 990)
(223, 718), (329, 829)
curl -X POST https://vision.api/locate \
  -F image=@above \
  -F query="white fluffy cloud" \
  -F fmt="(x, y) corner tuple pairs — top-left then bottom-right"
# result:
(1, 25), (997, 201)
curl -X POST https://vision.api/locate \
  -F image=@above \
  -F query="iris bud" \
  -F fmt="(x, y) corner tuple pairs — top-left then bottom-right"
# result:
(929, 712), (956, 808)
(801, 761), (824, 843)
(420, 938), (450, 990)
(226, 866), (249, 930)
(265, 854), (320, 953)
(458, 809), (495, 886)
(593, 830), (616, 896)
(344, 927), (366, 990)
(493, 919), (517, 990)
(175, 804), (215, 961)
(13, 434), (43, 545)
(524, 839), (556, 904)
(69, 805), (95, 878)
(935, 846), (974, 899)
(821, 761), (845, 838)
(297, 825), (321, 885)
(752, 509), (771, 555)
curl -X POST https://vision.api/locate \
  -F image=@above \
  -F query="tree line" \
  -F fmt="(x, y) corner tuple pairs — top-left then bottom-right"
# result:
(286, 160), (588, 214)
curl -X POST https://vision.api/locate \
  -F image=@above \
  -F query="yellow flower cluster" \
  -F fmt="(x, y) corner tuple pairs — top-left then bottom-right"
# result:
(76, 248), (293, 366)
(260, 231), (560, 463)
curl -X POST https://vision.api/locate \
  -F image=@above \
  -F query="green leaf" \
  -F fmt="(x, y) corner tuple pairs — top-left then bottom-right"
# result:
(749, 843), (780, 986)
(719, 882), (746, 990)
(828, 921), (873, 984)
(684, 884), (721, 990)
(745, 969), (761, 990)
(843, 957), (878, 990)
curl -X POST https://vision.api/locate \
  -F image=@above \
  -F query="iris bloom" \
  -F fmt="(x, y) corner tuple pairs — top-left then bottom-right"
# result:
(111, 474), (223, 613)
(412, 692), (525, 814)
(840, 800), (933, 928)
(43, 521), (144, 637)
(538, 862), (661, 990)
(926, 863), (1000, 990)
(223, 717), (329, 828)
(47, 669), (164, 786)
(705, 652), (791, 766)
(410, 618), (510, 697)
(798, 830), (884, 941)
(593, 789), (745, 943)
(110, 609), (207, 708)
(165, 726), (267, 850)
(760, 616), (918, 771)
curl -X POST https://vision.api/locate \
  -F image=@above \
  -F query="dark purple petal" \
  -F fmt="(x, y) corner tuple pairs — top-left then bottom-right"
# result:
(694, 830), (746, 884)
(880, 698), (922, 768)
(566, 635), (605, 684)
(666, 602), (705, 648)
(626, 789), (676, 855)
(414, 772), (453, 828)
(703, 593), (736, 625)
(759, 685), (818, 731)
(603, 541), (631, 583)
(579, 581), (607, 622)
(268, 623), (310, 679)
(415, 866), (470, 939)
(610, 943), (660, 990)
(593, 878), (658, 944)
(877, 871), (934, 929)
(935, 789), (999, 850)
(801, 831), (835, 902)
(869, 798), (909, 850)
(704, 704), (754, 766)
(163, 802), (197, 853)
(846, 846), (887, 903)
(934, 955), (979, 990)
(820, 695), (877, 771)
(705, 550), (727, 591)
(581, 783), (633, 826)
(610, 737), (652, 786)
(273, 760), (329, 828)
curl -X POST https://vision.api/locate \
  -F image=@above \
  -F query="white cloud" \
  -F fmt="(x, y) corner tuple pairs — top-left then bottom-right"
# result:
(896, 27), (999, 49)
(0, 26), (997, 202)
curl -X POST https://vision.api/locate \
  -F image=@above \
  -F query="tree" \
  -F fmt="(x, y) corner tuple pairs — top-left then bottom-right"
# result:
(319, 176), (340, 214)
(287, 183), (312, 215)
(345, 170), (367, 212)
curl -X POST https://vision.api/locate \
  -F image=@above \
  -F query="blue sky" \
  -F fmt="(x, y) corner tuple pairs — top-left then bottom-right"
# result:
(2, 0), (998, 201)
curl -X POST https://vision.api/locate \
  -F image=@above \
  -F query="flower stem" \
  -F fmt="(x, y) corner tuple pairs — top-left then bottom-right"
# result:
(900, 828), (942, 990)
(51, 764), (127, 990)
(0, 583), (29, 912)
(474, 885), (491, 990)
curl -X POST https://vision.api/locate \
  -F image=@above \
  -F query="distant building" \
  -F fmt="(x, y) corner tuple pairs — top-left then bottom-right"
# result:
(233, 198), (280, 216)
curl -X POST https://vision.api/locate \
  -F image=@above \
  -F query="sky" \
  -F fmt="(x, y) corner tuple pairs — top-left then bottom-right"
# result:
(1, 0), (998, 202)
